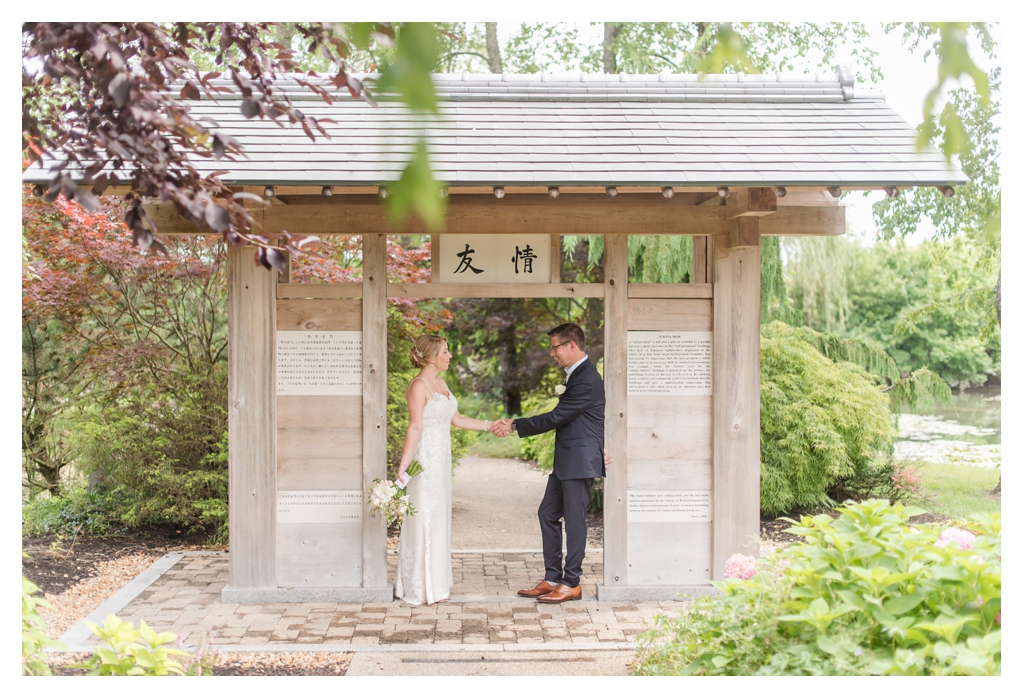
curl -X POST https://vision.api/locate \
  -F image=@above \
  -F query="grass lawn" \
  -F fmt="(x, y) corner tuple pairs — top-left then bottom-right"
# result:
(906, 461), (1001, 520)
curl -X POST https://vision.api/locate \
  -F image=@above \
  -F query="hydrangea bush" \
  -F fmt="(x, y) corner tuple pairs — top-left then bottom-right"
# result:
(634, 500), (1000, 676)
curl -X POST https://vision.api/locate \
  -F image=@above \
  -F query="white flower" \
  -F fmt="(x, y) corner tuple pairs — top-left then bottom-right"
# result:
(555, 384), (566, 395)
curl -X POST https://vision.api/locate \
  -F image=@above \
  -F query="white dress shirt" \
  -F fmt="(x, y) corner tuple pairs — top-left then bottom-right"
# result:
(565, 354), (589, 381)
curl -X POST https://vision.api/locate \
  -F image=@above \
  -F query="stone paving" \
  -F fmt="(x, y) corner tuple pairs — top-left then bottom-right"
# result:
(104, 551), (688, 648)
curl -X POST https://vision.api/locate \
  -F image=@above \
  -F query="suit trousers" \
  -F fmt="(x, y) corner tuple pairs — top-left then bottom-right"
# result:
(538, 472), (593, 588)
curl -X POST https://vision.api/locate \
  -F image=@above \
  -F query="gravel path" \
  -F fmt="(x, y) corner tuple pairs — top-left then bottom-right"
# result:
(452, 455), (561, 549)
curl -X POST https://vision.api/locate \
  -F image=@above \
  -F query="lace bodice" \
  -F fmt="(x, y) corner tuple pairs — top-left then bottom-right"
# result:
(413, 391), (458, 466)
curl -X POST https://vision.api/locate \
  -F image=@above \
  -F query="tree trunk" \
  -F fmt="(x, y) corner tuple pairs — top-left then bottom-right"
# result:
(495, 298), (522, 415)
(603, 23), (622, 74)
(485, 22), (502, 73)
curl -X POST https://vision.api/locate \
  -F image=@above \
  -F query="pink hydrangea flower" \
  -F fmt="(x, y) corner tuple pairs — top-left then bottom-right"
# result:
(725, 553), (757, 580)
(938, 527), (976, 551)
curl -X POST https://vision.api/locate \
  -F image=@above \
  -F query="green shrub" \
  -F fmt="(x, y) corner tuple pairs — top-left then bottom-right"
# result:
(634, 500), (1001, 676)
(760, 322), (897, 515)
(22, 487), (119, 537)
(73, 368), (229, 541)
(22, 558), (68, 675)
(75, 615), (187, 676)
(518, 394), (559, 473)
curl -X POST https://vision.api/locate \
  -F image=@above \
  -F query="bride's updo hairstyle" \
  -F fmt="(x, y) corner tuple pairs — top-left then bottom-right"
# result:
(410, 335), (446, 369)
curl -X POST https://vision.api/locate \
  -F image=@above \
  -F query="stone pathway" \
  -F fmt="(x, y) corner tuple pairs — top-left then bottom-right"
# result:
(66, 551), (686, 650)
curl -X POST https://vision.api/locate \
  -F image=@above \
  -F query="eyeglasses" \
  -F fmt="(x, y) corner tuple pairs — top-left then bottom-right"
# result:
(550, 341), (570, 351)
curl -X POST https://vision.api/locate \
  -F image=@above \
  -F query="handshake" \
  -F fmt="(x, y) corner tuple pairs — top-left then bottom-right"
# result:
(488, 419), (515, 438)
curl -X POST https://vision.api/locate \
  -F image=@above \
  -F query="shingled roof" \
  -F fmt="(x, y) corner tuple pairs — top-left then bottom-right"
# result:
(24, 67), (968, 188)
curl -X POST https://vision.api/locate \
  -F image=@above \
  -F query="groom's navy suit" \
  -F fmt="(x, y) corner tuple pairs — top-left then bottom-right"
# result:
(514, 357), (605, 588)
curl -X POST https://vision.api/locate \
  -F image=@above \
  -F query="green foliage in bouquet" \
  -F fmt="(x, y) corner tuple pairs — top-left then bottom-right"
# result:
(633, 500), (1000, 676)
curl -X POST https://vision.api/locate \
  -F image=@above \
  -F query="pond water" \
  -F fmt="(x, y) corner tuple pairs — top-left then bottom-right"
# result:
(894, 386), (1001, 468)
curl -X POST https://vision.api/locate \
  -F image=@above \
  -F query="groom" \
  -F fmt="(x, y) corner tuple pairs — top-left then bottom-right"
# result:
(491, 323), (605, 603)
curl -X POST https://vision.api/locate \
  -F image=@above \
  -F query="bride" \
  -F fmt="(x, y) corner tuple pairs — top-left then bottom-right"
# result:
(394, 335), (491, 605)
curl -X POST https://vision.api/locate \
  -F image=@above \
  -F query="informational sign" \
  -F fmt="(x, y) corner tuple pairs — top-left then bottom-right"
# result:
(438, 234), (551, 284)
(277, 490), (363, 524)
(627, 331), (712, 395)
(277, 331), (361, 395)
(627, 491), (712, 523)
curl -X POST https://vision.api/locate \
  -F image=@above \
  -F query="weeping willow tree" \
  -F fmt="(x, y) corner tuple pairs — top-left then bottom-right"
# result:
(563, 234), (789, 319)
(782, 235), (854, 332)
(564, 235), (692, 282)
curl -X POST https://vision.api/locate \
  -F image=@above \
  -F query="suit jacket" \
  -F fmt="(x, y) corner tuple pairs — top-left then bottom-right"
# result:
(515, 357), (606, 480)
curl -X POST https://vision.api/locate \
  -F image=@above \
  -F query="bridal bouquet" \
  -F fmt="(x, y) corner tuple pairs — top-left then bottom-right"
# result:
(367, 463), (423, 526)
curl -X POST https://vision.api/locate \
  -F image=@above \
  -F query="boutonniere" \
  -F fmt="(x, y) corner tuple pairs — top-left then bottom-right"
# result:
(555, 384), (566, 395)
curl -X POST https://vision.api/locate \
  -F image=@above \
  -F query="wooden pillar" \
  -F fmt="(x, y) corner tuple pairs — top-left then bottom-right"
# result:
(362, 234), (388, 588)
(550, 235), (561, 283)
(692, 236), (708, 283)
(711, 233), (761, 578)
(603, 234), (628, 586)
(430, 234), (441, 282)
(227, 245), (277, 590)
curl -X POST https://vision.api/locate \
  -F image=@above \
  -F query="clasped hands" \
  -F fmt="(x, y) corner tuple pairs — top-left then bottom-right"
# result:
(486, 419), (613, 468)
(489, 419), (515, 437)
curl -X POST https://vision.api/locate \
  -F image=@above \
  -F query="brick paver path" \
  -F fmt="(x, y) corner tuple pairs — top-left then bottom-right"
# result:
(108, 552), (687, 647)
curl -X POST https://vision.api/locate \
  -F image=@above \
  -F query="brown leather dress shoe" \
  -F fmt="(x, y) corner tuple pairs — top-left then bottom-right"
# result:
(536, 583), (582, 604)
(517, 579), (557, 598)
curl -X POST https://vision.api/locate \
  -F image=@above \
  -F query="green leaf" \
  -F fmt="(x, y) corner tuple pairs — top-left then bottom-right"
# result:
(809, 598), (829, 616)
(883, 593), (926, 615)
(710, 654), (733, 668)
(386, 140), (445, 231)
(816, 634), (844, 657)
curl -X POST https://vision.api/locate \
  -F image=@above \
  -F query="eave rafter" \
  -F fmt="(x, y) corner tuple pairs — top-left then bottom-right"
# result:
(142, 187), (845, 238)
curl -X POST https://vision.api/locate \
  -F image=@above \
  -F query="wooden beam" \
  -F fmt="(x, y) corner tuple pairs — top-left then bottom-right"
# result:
(628, 283), (712, 299)
(387, 282), (603, 299)
(362, 234), (388, 590)
(144, 198), (844, 237)
(758, 205), (844, 236)
(604, 234), (629, 588)
(227, 241), (277, 591)
(728, 217), (761, 249)
(725, 187), (777, 219)
(711, 234), (762, 579)
(776, 190), (838, 207)
(278, 283), (363, 299)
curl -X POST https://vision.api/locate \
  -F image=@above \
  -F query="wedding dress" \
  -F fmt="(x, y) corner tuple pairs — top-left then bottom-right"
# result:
(394, 378), (457, 605)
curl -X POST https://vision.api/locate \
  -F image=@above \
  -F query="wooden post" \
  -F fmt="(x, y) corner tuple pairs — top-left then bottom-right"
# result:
(692, 236), (708, 283)
(550, 234), (561, 283)
(711, 233), (761, 578)
(227, 244), (277, 590)
(431, 234), (441, 282)
(603, 234), (628, 586)
(362, 233), (388, 588)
